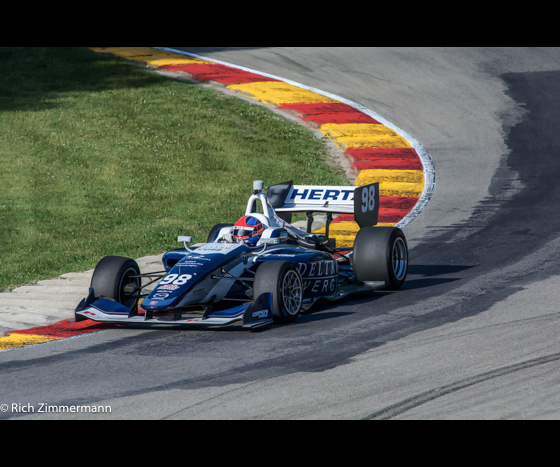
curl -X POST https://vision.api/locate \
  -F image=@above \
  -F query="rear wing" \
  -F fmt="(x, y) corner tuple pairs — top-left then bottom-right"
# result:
(268, 181), (379, 229)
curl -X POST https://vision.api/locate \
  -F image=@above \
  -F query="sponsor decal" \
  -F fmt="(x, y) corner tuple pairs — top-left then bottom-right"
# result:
(252, 309), (270, 319)
(304, 278), (337, 294)
(298, 260), (338, 278)
(192, 244), (240, 255)
(152, 292), (170, 300)
(158, 284), (180, 291)
(288, 186), (355, 204)
(179, 260), (206, 267)
(188, 256), (211, 262)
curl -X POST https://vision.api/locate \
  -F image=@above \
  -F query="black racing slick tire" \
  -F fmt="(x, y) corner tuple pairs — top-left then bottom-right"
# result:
(352, 227), (408, 290)
(90, 256), (141, 308)
(207, 224), (234, 243)
(253, 261), (303, 324)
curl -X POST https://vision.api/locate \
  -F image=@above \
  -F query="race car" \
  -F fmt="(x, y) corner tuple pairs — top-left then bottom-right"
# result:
(75, 180), (408, 329)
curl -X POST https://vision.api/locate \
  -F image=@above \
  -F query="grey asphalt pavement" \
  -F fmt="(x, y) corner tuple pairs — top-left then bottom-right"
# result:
(2, 47), (560, 420)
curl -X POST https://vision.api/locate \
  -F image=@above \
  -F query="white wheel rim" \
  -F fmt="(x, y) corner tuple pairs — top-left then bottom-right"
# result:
(392, 238), (408, 281)
(282, 270), (303, 316)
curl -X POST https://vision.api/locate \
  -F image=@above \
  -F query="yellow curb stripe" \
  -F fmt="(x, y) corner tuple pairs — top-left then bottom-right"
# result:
(226, 81), (338, 107)
(313, 221), (396, 247)
(335, 136), (412, 150)
(320, 123), (412, 149)
(89, 47), (210, 68)
(89, 47), (159, 57)
(333, 236), (357, 248)
(0, 334), (60, 351)
(142, 57), (211, 68)
(357, 169), (424, 184)
(356, 169), (425, 197)
(320, 123), (399, 138)
(330, 222), (360, 235)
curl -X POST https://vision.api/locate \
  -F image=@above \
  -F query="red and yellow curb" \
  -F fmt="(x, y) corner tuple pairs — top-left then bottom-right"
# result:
(86, 47), (429, 247)
(0, 320), (117, 352)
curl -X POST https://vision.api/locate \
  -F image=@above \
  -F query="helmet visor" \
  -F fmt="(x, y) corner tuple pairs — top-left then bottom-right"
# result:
(233, 228), (255, 238)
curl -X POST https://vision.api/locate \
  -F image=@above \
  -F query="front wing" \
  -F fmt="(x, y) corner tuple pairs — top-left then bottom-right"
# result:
(75, 275), (385, 330)
(76, 289), (275, 330)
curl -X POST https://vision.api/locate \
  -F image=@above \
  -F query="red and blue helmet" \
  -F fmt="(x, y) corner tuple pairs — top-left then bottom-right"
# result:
(233, 216), (265, 246)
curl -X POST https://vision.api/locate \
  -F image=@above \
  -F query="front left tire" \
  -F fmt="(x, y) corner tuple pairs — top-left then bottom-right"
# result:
(90, 256), (140, 308)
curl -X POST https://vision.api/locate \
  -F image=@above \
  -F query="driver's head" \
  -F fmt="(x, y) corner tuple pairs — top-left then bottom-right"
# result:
(232, 216), (264, 246)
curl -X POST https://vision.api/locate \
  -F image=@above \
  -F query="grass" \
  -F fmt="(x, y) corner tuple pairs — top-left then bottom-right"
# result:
(0, 47), (348, 292)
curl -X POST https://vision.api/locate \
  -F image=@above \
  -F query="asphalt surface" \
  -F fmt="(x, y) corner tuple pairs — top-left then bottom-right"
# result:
(2, 47), (560, 419)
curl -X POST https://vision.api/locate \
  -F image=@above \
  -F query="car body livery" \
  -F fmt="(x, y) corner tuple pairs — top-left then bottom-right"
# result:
(76, 180), (408, 329)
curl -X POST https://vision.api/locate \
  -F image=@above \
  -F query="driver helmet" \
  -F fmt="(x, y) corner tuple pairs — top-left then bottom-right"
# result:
(232, 216), (265, 246)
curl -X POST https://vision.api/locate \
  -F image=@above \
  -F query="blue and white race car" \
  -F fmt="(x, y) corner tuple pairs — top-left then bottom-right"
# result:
(75, 180), (408, 329)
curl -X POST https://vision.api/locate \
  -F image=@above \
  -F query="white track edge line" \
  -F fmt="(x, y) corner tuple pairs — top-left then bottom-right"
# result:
(153, 47), (436, 229)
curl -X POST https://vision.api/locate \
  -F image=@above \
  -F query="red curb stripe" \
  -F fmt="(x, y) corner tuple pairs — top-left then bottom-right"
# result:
(347, 147), (423, 171)
(161, 63), (245, 75)
(379, 208), (416, 224)
(334, 213), (400, 225)
(278, 102), (360, 117)
(331, 214), (354, 223)
(334, 210), (413, 225)
(353, 159), (423, 171)
(304, 112), (381, 127)
(9, 320), (117, 339)
(160, 63), (278, 85)
(346, 147), (421, 162)
(333, 197), (419, 224)
(379, 196), (420, 210)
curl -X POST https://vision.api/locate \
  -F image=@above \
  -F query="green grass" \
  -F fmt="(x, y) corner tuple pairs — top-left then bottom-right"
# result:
(0, 47), (348, 291)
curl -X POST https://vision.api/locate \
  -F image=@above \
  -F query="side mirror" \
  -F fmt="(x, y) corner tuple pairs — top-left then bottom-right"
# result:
(260, 237), (280, 245)
(178, 236), (194, 250)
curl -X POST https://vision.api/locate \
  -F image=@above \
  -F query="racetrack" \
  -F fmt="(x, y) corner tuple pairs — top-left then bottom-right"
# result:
(2, 47), (560, 419)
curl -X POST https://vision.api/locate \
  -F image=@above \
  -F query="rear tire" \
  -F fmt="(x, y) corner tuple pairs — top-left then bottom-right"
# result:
(353, 227), (408, 289)
(90, 256), (140, 308)
(253, 261), (303, 324)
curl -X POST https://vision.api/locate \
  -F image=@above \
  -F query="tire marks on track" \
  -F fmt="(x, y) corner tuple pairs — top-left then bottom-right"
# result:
(363, 352), (560, 420)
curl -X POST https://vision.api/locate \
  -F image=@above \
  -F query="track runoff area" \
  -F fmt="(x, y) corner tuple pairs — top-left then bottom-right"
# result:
(0, 47), (434, 352)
